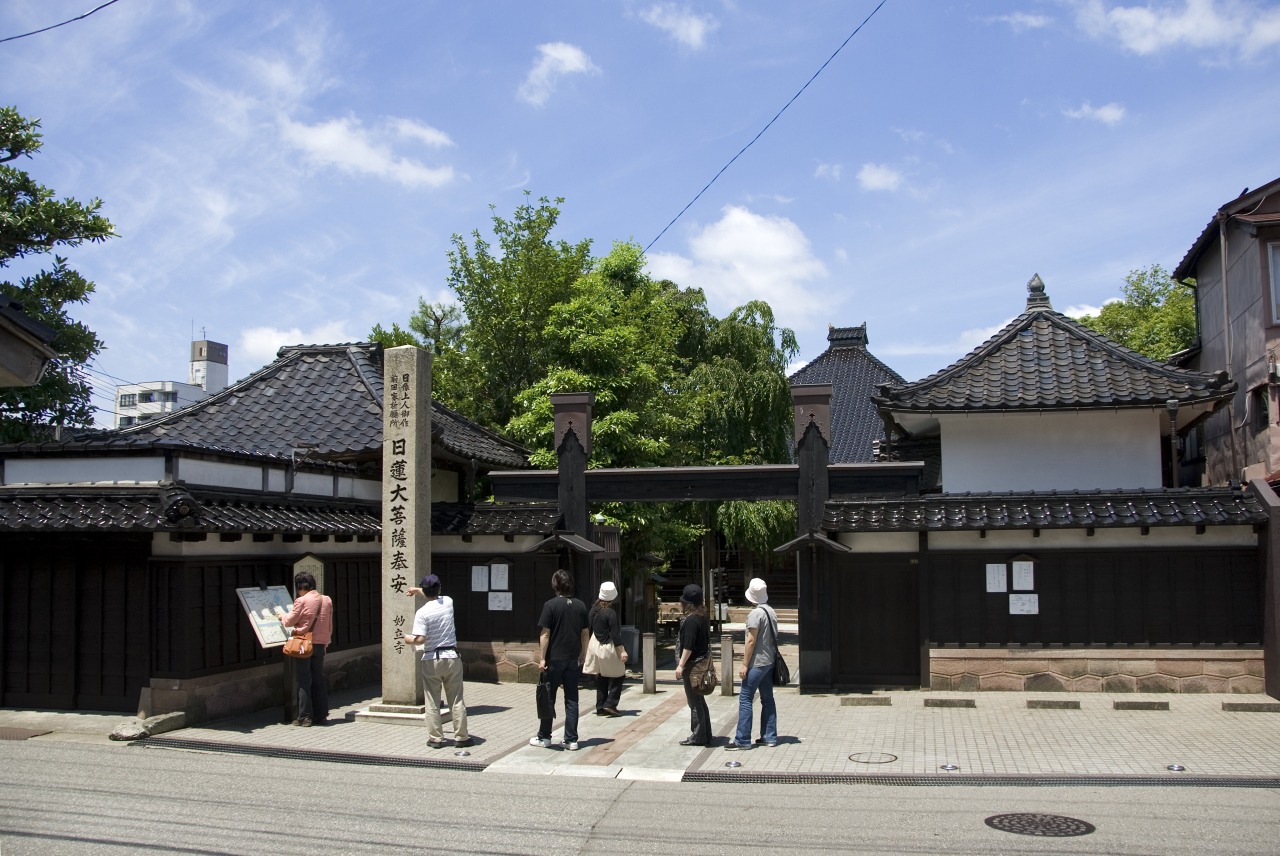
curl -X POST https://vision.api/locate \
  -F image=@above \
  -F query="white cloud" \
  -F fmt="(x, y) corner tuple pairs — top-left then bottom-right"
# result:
(857, 163), (904, 192)
(991, 12), (1053, 31)
(279, 115), (456, 187)
(640, 4), (719, 48)
(1063, 101), (1127, 125)
(646, 205), (830, 327)
(878, 321), (1010, 358)
(387, 118), (456, 148)
(814, 163), (843, 181)
(518, 42), (600, 106)
(1063, 302), (1108, 318)
(1076, 0), (1280, 59)
(238, 322), (354, 367)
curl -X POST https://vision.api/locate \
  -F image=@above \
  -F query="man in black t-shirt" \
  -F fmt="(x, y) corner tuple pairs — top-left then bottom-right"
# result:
(530, 569), (590, 750)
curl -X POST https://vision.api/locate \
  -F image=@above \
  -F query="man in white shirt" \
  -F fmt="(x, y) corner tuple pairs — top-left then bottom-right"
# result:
(402, 574), (471, 748)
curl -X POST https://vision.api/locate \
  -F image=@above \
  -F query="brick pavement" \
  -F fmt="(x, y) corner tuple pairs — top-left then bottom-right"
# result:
(123, 677), (1280, 786)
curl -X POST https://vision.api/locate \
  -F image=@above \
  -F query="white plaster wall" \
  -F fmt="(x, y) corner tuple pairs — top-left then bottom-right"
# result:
(338, 476), (381, 501)
(436, 534), (545, 555)
(177, 458), (263, 491)
(838, 532), (920, 553)
(940, 410), (1161, 492)
(293, 472), (333, 496)
(266, 468), (286, 492)
(4, 456), (165, 485)
(927, 525), (1258, 551)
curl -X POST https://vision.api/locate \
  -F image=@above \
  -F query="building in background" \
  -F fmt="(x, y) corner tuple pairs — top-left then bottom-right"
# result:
(114, 339), (229, 427)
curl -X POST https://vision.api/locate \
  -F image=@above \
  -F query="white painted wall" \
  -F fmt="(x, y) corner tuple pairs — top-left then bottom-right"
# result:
(4, 456), (165, 485)
(940, 410), (1162, 492)
(293, 472), (334, 496)
(338, 476), (381, 501)
(177, 458), (263, 491)
(927, 525), (1258, 550)
(152, 535), (380, 557)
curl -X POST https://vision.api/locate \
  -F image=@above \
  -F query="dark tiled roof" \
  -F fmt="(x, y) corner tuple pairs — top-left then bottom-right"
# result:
(875, 276), (1235, 415)
(6, 343), (529, 470)
(788, 324), (905, 462)
(0, 484), (379, 535)
(823, 487), (1265, 533)
(0, 486), (560, 538)
(432, 502), (561, 536)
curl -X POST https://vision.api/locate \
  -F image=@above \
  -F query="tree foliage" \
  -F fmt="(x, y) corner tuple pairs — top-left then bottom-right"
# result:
(375, 195), (800, 570)
(1075, 264), (1196, 361)
(0, 108), (113, 442)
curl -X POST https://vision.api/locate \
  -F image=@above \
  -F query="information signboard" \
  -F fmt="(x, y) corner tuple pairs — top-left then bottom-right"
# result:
(235, 586), (295, 648)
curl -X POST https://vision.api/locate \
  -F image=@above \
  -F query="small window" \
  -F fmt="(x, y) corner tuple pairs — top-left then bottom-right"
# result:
(1251, 384), (1270, 434)
(161, 391), (178, 403)
(118, 393), (136, 407)
(1270, 243), (1280, 324)
(118, 416), (135, 427)
(138, 392), (155, 404)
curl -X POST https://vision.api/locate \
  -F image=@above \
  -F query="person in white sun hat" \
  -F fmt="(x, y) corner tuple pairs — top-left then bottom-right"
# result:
(583, 580), (628, 716)
(726, 577), (779, 750)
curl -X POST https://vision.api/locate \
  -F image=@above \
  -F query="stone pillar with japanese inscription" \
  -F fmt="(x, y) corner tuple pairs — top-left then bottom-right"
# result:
(381, 346), (432, 705)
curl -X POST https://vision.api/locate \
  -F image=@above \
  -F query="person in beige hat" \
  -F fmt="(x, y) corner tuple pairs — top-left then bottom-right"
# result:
(583, 580), (629, 716)
(726, 577), (779, 750)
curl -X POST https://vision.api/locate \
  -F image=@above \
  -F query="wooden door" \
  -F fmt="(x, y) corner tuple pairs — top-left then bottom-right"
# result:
(830, 556), (920, 687)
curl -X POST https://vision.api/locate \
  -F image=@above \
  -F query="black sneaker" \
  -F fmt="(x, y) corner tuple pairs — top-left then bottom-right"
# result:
(724, 742), (750, 751)
(454, 737), (474, 748)
(754, 738), (778, 747)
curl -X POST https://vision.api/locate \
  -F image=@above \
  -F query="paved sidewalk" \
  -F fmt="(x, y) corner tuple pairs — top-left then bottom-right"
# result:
(93, 678), (1280, 786)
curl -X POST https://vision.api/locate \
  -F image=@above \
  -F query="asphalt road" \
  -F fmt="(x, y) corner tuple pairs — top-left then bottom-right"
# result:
(1, 739), (1277, 855)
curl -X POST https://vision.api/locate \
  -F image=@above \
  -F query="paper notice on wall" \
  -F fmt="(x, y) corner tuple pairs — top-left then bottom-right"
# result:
(985, 563), (1007, 593)
(488, 591), (513, 611)
(490, 562), (509, 590)
(1009, 594), (1039, 615)
(1012, 561), (1035, 591)
(472, 565), (489, 592)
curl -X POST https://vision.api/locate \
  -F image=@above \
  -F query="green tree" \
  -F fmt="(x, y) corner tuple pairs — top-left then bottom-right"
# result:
(1075, 264), (1196, 361)
(0, 108), (113, 442)
(370, 299), (464, 354)
(441, 193), (593, 428)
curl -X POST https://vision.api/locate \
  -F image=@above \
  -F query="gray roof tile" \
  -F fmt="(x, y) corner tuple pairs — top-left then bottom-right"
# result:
(823, 487), (1265, 532)
(875, 276), (1234, 414)
(788, 324), (904, 462)
(5, 343), (529, 470)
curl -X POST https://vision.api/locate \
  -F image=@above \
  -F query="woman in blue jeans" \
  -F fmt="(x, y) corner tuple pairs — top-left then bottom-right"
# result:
(726, 577), (778, 750)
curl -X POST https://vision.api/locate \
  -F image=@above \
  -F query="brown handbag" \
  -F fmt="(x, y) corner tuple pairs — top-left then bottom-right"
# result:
(282, 631), (314, 659)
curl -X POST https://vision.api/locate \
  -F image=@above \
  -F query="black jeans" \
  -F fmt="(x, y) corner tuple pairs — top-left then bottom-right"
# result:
(538, 659), (581, 742)
(594, 674), (624, 711)
(295, 644), (328, 722)
(682, 667), (711, 745)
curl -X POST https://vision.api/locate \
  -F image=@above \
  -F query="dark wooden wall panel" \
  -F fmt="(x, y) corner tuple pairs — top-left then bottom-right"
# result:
(927, 548), (1260, 647)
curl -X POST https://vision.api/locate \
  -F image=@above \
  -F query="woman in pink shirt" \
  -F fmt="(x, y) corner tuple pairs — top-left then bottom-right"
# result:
(280, 572), (334, 726)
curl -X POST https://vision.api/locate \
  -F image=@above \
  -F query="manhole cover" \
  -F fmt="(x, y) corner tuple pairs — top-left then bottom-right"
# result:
(848, 752), (898, 764)
(0, 727), (51, 741)
(985, 814), (1095, 837)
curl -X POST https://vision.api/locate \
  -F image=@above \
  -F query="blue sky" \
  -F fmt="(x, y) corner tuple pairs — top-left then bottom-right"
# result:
(3, 0), (1278, 427)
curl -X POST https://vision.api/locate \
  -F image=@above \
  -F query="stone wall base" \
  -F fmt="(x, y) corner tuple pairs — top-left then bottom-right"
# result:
(142, 644), (380, 723)
(929, 648), (1264, 693)
(458, 641), (544, 684)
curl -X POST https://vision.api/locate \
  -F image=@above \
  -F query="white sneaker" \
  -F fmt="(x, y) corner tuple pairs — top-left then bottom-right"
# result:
(562, 740), (579, 751)
(529, 736), (552, 748)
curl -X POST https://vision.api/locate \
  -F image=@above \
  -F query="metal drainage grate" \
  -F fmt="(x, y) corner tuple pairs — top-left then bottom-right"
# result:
(985, 813), (1095, 837)
(848, 752), (898, 764)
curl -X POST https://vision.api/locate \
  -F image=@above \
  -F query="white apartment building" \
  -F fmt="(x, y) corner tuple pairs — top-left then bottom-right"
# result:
(115, 340), (229, 428)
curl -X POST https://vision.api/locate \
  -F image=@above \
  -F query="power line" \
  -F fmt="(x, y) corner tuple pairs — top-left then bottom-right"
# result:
(644, 0), (890, 254)
(0, 0), (124, 45)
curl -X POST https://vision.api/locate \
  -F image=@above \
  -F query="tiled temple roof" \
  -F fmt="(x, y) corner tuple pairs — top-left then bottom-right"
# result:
(0, 486), (560, 537)
(2, 344), (529, 470)
(789, 324), (904, 463)
(823, 487), (1265, 533)
(874, 276), (1234, 415)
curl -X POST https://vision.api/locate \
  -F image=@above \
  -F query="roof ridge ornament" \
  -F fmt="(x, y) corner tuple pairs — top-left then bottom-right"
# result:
(1026, 274), (1052, 311)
